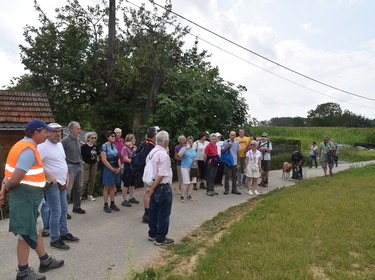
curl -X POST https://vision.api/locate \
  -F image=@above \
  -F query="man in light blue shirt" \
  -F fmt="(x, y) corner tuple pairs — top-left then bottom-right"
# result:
(221, 131), (241, 195)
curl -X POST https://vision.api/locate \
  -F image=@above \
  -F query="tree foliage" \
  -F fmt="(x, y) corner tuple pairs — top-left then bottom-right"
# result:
(9, 0), (249, 139)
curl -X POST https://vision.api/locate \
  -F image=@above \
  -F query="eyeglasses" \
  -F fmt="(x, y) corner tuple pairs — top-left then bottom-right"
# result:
(91, 136), (97, 139)
(109, 135), (115, 138)
(250, 144), (256, 146)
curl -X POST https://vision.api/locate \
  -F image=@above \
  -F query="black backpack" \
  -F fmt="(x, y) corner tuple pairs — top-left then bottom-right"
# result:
(130, 140), (154, 177)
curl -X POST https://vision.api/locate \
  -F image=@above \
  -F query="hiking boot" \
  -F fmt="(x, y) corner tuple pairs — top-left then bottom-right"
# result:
(231, 190), (241, 195)
(110, 204), (120, 211)
(103, 205), (112, 213)
(128, 197), (140, 204)
(16, 267), (46, 280)
(72, 208), (86, 214)
(263, 180), (268, 187)
(39, 254), (64, 273)
(50, 239), (70, 250)
(61, 233), (79, 243)
(223, 190), (229, 195)
(121, 200), (132, 207)
(212, 191), (218, 195)
(259, 179), (264, 186)
(207, 191), (214, 196)
(154, 238), (174, 246)
(42, 229), (50, 238)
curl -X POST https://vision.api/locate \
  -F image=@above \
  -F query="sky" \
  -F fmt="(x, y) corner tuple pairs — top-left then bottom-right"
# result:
(1, 0), (375, 122)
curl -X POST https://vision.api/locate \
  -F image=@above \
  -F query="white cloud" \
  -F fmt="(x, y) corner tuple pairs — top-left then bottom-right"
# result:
(301, 23), (322, 34)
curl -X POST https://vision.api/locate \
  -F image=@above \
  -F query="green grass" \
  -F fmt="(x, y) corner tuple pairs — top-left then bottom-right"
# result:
(146, 165), (375, 280)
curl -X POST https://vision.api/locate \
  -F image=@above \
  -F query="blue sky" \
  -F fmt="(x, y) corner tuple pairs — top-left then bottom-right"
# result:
(1, 0), (374, 121)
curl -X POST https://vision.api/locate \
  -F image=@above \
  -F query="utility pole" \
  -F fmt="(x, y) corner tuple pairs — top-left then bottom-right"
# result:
(107, 0), (116, 100)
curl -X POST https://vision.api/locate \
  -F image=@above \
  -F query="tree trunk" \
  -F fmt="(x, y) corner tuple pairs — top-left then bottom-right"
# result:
(143, 73), (164, 123)
(107, 0), (116, 101)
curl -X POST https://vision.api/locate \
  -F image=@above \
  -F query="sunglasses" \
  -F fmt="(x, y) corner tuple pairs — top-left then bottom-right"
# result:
(109, 135), (115, 138)
(91, 136), (97, 139)
(250, 144), (256, 146)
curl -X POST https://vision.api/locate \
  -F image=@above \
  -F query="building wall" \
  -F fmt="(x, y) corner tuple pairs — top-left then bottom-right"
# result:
(0, 130), (24, 179)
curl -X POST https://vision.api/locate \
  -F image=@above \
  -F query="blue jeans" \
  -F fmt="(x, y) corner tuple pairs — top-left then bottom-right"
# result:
(224, 165), (237, 192)
(148, 184), (173, 243)
(309, 155), (317, 168)
(41, 198), (50, 230)
(67, 163), (83, 210)
(45, 184), (68, 242)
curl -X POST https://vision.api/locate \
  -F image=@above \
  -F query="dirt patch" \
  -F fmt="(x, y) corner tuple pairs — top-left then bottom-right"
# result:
(310, 265), (329, 280)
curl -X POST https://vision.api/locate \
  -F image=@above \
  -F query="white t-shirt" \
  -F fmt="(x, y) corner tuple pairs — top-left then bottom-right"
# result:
(258, 140), (272, 160)
(246, 150), (262, 165)
(216, 141), (224, 157)
(192, 140), (209, 161)
(38, 140), (68, 185)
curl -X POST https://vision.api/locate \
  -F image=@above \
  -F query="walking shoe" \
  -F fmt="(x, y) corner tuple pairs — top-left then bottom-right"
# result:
(186, 195), (192, 201)
(142, 213), (148, 224)
(110, 204), (120, 211)
(42, 229), (50, 238)
(263, 181), (268, 187)
(103, 205), (112, 213)
(180, 196), (185, 202)
(16, 267), (46, 280)
(254, 190), (260, 195)
(154, 238), (174, 246)
(121, 200), (132, 207)
(72, 208), (86, 214)
(259, 179), (264, 186)
(147, 236), (155, 241)
(247, 190), (254, 195)
(39, 254), (64, 273)
(50, 239), (70, 250)
(61, 233), (79, 242)
(193, 183), (198, 190)
(87, 195), (96, 201)
(199, 182), (206, 189)
(223, 190), (229, 195)
(212, 191), (218, 195)
(67, 213), (71, 220)
(231, 190), (241, 195)
(128, 197), (140, 204)
(207, 191), (214, 196)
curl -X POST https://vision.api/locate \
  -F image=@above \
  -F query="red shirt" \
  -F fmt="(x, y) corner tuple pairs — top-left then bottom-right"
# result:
(204, 143), (218, 157)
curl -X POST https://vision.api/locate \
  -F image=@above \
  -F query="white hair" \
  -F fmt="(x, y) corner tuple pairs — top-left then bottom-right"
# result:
(156, 131), (169, 145)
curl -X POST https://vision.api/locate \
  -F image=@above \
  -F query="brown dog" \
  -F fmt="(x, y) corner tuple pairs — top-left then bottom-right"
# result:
(282, 162), (293, 179)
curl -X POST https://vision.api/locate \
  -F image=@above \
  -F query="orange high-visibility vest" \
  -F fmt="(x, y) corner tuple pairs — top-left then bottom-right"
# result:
(4, 140), (46, 188)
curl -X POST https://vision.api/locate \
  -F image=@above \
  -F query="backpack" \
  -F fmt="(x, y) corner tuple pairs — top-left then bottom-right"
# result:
(130, 140), (155, 176)
(292, 167), (300, 179)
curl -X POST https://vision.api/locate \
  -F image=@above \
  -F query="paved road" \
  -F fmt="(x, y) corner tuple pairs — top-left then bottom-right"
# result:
(0, 161), (373, 280)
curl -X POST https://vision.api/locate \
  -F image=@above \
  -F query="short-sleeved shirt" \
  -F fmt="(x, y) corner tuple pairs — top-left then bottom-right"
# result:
(319, 141), (335, 157)
(222, 139), (240, 164)
(113, 138), (125, 164)
(258, 140), (272, 161)
(121, 145), (137, 166)
(16, 137), (38, 172)
(174, 145), (184, 166)
(235, 136), (251, 158)
(246, 149), (262, 165)
(179, 147), (198, 168)
(204, 143), (218, 157)
(146, 145), (172, 184)
(81, 144), (98, 164)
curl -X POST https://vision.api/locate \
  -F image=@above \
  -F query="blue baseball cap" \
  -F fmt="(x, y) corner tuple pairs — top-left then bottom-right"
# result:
(26, 119), (54, 132)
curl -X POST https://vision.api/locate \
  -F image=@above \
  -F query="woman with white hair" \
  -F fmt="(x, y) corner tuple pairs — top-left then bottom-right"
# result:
(81, 131), (98, 201)
(178, 136), (198, 202)
(245, 140), (262, 195)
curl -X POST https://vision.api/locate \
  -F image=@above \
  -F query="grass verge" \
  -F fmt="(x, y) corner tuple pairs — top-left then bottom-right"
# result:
(133, 164), (375, 280)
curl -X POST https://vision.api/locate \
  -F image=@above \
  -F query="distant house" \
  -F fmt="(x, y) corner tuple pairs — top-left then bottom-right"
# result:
(0, 91), (55, 179)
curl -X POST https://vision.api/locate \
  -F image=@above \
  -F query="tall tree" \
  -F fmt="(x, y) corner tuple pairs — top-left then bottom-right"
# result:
(307, 102), (342, 126)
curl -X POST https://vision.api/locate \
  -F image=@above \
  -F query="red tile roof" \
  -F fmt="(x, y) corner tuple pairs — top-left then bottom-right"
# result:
(0, 91), (55, 124)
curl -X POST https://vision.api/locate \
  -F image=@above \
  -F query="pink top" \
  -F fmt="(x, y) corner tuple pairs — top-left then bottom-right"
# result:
(146, 144), (173, 184)
(113, 138), (125, 164)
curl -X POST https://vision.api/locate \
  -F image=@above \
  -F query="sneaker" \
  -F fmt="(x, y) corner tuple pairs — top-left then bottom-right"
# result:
(212, 191), (219, 195)
(186, 195), (192, 201)
(67, 213), (71, 220)
(42, 229), (50, 238)
(247, 190), (254, 195)
(154, 238), (174, 246)
(121, 200), (132, 207)
(180, 196), (185, 203)
(223, 190), (229, 195)
(87, 195), (96, 201)
(128, 197), (140, 204)
(72, 208), (86, 214)
(231, 190), (241, 195)
(103, 205), (112, 213)
(147, 236), (155, 241)
(50, 239), (70, 250)
(254, 190), (260, 195)
(39, 254), (64, 273)
(263, 181), (268, 187)
(207, 191), (214, 196)
(110, 204), (120, 211)
(16, 267), (46, 280)
(61, 233), (79, 242)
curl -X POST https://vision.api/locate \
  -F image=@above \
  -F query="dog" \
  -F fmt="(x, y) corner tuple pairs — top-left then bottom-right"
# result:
(282, 162), (293, 179)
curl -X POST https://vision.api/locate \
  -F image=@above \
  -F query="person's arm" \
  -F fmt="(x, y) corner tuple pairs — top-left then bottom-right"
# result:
(101, 150), (119, 174)
(245, 155), (249, 169)
(221, 141), (231, 154)
(178, 147), (187, 158)
(145, 175), (164, 196)
(44, 171), (57, 185)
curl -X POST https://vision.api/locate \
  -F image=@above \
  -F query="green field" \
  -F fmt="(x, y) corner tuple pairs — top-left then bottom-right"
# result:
(134, 165), (375, 280)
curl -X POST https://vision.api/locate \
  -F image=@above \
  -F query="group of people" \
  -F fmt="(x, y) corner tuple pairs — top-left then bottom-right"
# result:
(0, 118), (341, 279)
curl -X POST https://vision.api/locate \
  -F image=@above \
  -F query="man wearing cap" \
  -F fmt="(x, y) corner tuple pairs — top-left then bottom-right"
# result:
(38, 123), (80, 250)
(62, 121), (86, 215)
(318, 136), (336, 177)
(235, 129), (251, 187)
(0, 119), (64, 280)
(258, 132), (272, 187)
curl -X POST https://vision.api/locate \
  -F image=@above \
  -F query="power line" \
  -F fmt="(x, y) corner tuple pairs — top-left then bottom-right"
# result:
(124, 0), (375, 110)
(150, 0), (375, 103)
